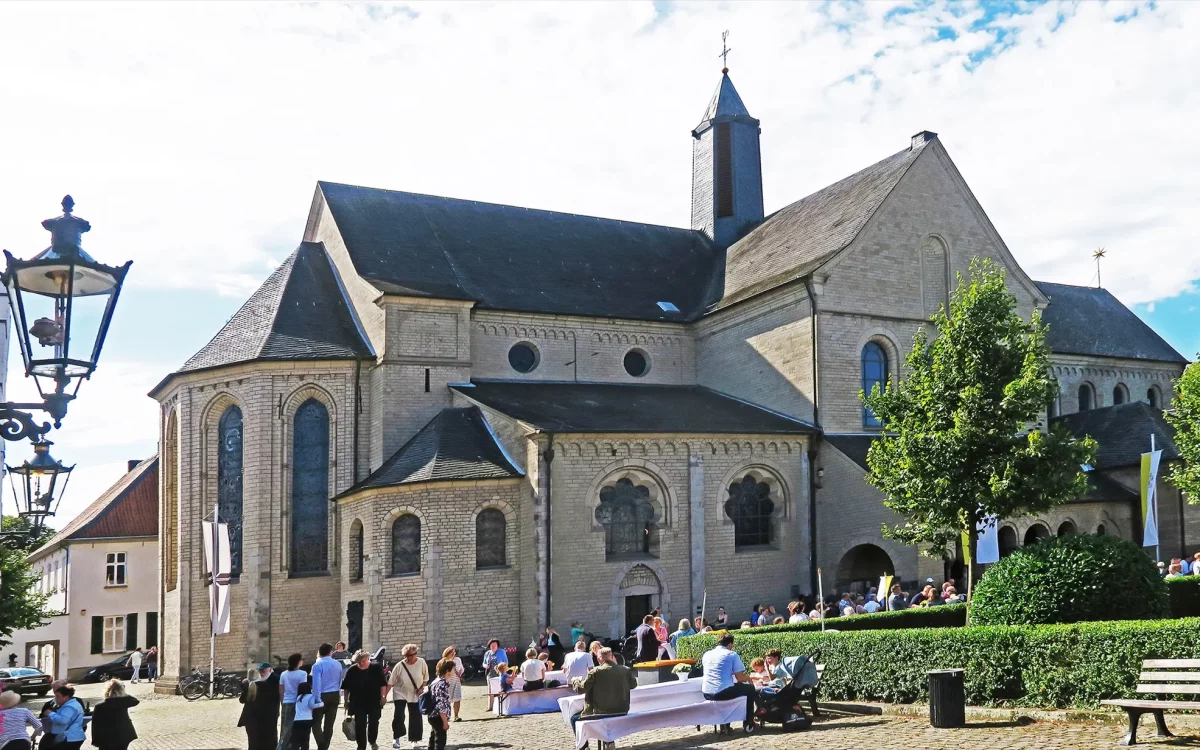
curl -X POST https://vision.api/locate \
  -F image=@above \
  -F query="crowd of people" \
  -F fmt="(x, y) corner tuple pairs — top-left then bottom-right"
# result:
(1160, 552), (1200, 578)
(0, 679), (138, 750)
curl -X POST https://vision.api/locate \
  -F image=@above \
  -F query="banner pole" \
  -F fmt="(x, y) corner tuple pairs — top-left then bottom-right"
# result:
(699, 589), (707, 630)
(817, 568), (825, 632)
(209, 503), (218, 699)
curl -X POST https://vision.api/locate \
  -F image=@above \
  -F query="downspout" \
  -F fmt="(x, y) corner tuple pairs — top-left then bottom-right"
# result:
(542, 435), (556, 629)
(802, 275), (822, 597)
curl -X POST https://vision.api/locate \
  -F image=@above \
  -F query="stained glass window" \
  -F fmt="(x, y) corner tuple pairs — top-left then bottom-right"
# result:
(725, 475), (775, 549)
(392, 515), (421, 576)
(595, 478), (656, 560)
(349, 521), (364, 582)
(862, 342), (888, 428)
(291, 399), (329, 574)
(217, 406), (244, 577)
(476, 508), (507, 569)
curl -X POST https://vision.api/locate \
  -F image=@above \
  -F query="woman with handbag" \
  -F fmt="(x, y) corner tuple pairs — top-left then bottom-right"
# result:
(385, 645), (427, 749)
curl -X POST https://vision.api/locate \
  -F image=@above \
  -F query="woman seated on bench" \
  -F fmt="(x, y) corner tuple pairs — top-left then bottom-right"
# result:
(520, 649), (546, 691)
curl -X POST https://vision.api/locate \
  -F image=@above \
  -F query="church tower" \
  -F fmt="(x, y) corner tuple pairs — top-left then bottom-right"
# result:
(691, 69), (764, 248)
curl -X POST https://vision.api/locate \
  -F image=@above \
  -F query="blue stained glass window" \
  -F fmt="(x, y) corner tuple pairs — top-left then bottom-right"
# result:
(217, 406), (244, 577)
(392, 515), (421, 575)
(291, 399), (329, 573)
(862, 342), (888, 428)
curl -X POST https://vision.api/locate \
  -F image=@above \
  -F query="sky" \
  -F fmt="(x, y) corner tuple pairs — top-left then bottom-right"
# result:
(0, 0), (1197, 528)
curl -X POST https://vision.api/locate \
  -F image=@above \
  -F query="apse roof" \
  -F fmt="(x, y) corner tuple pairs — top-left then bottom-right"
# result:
(1035, 282), (1187, 363)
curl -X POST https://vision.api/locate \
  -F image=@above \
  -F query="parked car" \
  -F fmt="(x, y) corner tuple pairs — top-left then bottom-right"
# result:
(0, 667), (52, 697)
(80, 653), (150, 683)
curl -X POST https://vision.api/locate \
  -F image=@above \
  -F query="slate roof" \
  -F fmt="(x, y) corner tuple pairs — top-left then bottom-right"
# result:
(452, 380), (817, 434)
(825, 434), (878, 472)
(1052, 402), (1179, 470)
(718, 135), (933, 306)
(1035, 282), (1187, 363)
(29, 457), (159, 563)
(319, 181), (721, 322)
(698, 72), (754, 126)
(153, 242), (372, 394)
(1078, 471), (1137, 503)
(337, 407), (523, 497)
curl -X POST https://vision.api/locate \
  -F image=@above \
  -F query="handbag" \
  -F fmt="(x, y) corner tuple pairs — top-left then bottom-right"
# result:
(341, 716), (355, 742)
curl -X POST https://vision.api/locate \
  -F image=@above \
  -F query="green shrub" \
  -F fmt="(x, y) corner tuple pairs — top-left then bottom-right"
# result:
(676, 617), (1200, 709)
(971, 533), (1167, 626)
(731, 603), (966, 634)
(1167, 575), (1200, 618)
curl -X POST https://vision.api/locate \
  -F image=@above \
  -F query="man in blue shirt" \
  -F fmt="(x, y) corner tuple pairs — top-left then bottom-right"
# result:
(310, 643), (344, 750)
(700, 633), (757, 733)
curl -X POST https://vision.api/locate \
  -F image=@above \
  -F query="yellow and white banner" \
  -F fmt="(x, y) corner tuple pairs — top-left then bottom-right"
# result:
(1141, 449), (1163, 548)
(879, 574), (893, 608)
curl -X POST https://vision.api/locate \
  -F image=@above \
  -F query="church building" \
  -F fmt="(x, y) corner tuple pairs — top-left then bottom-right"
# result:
(149, 70), (1190, 687)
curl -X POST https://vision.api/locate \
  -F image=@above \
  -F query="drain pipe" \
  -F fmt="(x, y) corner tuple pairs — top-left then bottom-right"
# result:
(802, 275), (822, 597)
(542, 435), (556, 630)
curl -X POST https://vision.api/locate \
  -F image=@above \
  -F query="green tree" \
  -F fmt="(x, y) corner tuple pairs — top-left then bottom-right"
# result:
(0, 536), (49, 647)
(1, 515), (56, 552)
(1167, 359), (1200, 501)
(862, 259), (1096, 602)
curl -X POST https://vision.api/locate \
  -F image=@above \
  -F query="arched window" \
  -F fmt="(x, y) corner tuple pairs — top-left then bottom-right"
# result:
(348, 520), (364, 583)
(1096, 524), (1107, 536)
(1024, 523), (1050, 546)
(862, 342), (889, 428)
(1057, 521), (1076, 537)
(595, 478), (658, 561)
(475, 508), (507, 569)
(290, 399), (330, 574)
(391, 515), (421, 576)
(217, 405), (244, 578)
(1113, 384), (1128, 405)
(1148, 386), (1161, 409)
(1078, 383), (1094, 412)
(725, 475), (776, 550)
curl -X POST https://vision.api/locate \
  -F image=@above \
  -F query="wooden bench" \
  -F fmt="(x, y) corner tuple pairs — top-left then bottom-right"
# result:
(1101, 658), (1200, 745)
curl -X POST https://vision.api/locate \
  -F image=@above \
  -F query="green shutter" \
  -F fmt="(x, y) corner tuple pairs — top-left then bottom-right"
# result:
(125, 613), (138, 651)
(91, 617), (104, 654)
(146, 612), (158, 649)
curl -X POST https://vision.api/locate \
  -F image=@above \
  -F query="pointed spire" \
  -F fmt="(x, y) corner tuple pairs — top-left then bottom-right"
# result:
(698, 72), (753, 128)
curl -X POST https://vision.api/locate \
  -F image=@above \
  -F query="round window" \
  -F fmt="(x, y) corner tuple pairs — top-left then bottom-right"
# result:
(623, 349), (649, 378)
(508, 342), (539, 373)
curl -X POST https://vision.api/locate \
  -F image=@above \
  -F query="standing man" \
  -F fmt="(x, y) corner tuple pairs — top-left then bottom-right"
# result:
(145, 647), (158, 682)
(632, 615), (658, 665)
(310, 643), (343, 750)
(701, 633), (757, 734)
(386, 644), (427, 749)
(342, 650), (388, 750)
(126, 648), (143, 684)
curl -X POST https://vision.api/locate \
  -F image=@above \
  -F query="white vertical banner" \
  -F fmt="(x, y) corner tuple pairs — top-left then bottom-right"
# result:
(1142, 448), (1163, 549)
(975, 514), (1000, 565)
(202, 515), (232, 636)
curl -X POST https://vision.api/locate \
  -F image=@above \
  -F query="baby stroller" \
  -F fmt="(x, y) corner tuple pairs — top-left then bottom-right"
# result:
(755, 654), (819, 731)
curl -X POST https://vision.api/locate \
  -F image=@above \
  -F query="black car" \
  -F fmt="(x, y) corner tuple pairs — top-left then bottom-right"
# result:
(81, 653), (150, 683)
(0, 667), (52, 696)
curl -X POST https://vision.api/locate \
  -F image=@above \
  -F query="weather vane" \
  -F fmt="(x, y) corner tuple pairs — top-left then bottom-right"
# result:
(719, 30), (731, 73)
(1093, 247), (1106, 288)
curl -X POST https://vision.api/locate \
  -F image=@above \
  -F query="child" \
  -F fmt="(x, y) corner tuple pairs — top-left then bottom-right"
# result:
(496, 662), (516, 693)
(290, 681), (322, 750)
(749, 657), (772, 689)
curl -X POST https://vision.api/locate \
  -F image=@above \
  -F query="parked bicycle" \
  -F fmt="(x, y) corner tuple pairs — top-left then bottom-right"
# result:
(458, 644), (486, 681)
(180, 666), (241, 701)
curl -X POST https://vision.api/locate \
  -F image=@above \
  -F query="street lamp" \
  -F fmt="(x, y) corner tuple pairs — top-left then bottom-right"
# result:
(2, 196), (132, 439)
(5, 439), (73, 538)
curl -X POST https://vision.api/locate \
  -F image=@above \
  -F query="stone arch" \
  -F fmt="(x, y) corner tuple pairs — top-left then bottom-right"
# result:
(716, 461), (792, 522)
(1024, 523), (1051, 545)
(586, 459), (677, 529)
(856, 328), (902, 384)
(608, 560), (670, 640)
(998, 525), (1018, 558)
(1078, 382), (1097, 412)
(836, 544), (895, 593)
(1057, 519), (1077, 537)
(920, 234), (951, 319)
(1147, 384), (1163, 409)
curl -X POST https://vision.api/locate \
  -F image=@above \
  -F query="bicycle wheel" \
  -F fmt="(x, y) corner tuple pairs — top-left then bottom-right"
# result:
(182, 679), (208, 701)
(220, 677), (240, 698)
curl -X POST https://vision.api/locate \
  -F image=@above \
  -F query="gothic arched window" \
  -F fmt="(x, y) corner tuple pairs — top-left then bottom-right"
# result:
(596, 478), (657, 561)
(217, 405), (244, 578)
(290, 399), (330, 574)
(349, 520), (364, 583)
(391, 515), (421, 576)
(476, 508), (507, 569)
(725, 475), (776, 549)
(1079, 383), (1095, 412)
(862, 342), (888, 428)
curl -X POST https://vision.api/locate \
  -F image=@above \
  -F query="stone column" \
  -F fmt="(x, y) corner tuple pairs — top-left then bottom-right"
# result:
(423, 547), (442, 656)
(246, 546), (271, 665)
(366, 554), (383, 649)
(535, 445), (551, 632)
(798, 447), (813, 592)
(688, 451), (705, 618)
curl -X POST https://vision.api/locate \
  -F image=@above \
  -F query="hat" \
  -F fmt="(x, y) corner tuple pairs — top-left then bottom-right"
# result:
(257, 662), (271, 671)
(0, 691), (21, 709)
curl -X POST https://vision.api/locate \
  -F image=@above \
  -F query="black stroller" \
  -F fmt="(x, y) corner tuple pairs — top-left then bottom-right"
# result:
(755, 654), (818, 731)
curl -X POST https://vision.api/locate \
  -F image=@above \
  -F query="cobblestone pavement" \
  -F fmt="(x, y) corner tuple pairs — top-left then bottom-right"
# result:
(34, 682), (1173, 750)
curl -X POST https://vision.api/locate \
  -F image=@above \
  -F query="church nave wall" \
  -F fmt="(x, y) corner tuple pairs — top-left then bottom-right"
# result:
(1049, 356), (1180, 415)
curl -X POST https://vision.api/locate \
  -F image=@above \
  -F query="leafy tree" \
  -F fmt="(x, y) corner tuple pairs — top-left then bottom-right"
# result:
(1, 515), (56, 552)
(0, 536), (49, 647)
(1166, 359), (1200, 500)
(863, 259), (1096, 602)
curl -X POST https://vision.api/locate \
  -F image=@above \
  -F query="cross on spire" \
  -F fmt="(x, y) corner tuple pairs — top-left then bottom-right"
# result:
(719, 30), (731, 73)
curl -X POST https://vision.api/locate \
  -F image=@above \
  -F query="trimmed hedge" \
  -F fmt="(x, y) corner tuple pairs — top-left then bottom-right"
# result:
(677, 617), (1200, 709)
(1168, 576), (1200, 618)
(971, 534), (1168, 626)
(736, 603), (966, 634)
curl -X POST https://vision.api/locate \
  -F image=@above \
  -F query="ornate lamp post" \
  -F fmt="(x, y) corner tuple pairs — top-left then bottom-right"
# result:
(5, 439), (74, 538)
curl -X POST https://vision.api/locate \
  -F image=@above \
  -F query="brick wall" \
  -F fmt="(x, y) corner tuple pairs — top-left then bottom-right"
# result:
(1050, 355), (1181, 415)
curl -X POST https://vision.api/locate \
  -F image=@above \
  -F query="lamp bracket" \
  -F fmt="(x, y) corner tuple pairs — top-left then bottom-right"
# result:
(0, 405), (52, 442)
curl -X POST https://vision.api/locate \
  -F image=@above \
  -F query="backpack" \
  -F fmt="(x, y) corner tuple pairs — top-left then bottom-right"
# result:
(416, 686), (435, 716)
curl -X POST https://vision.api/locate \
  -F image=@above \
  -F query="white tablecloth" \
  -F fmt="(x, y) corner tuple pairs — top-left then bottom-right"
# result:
(558, 678), (703, 727)
(488, 670), (570, 716)
(572, 697), (746, 750)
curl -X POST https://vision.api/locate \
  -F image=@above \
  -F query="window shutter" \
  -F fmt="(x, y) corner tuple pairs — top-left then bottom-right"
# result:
(91, 617), (104, 654)
(125, 613), (138, 651)
(146, 612), (159, 649)
(716, 123), (734, 218)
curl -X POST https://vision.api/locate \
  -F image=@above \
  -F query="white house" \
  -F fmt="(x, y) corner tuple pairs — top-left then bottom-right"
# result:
(9, 457), (159, 681)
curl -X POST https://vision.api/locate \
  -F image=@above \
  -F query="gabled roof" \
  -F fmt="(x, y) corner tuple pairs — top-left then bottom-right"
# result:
(697, 72), (754, 127)
(718, 135), (932, 307)
(152, 242), (372, 395)
(29, 457), (158, 563)
(452, 379), (818, 435)
(1035, 282), (1188, 364)
(1078, 471), (1137, 503)
(318, 182), (721, 322)
(1052, 402), (1179, 470)
(337, 407), (523, 497)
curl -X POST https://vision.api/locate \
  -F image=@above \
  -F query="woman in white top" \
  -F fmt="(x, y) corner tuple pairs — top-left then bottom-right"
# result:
(0, 690), (43, 750)
(519, 648), (546, 691)
(440, 647), (465, 722)
(787, 601), (809, 623)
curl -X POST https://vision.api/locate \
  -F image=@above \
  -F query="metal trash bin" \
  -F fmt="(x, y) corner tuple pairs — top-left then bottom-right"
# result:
(928, 669), (965, 728)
